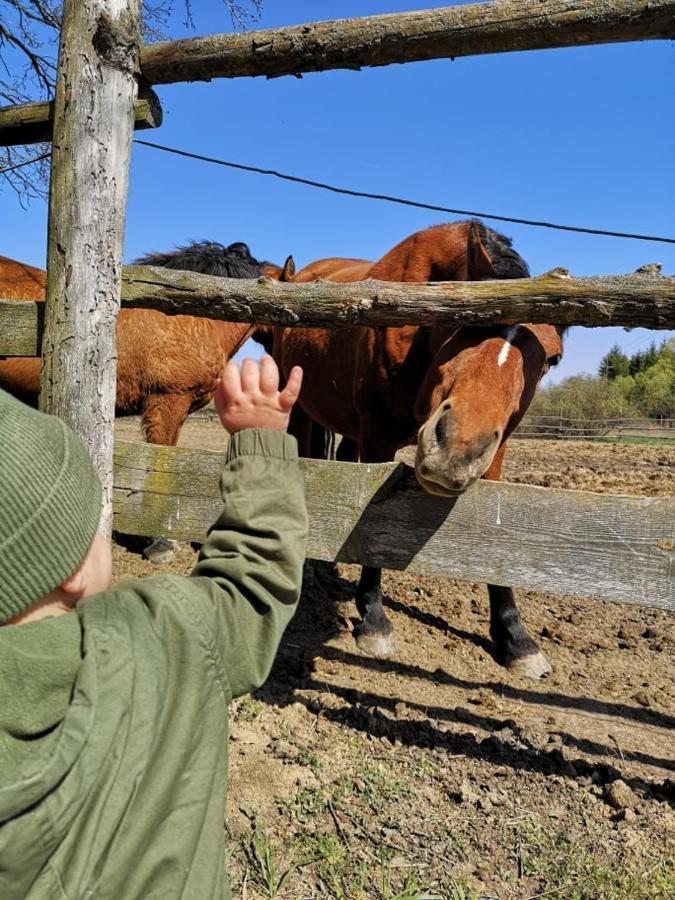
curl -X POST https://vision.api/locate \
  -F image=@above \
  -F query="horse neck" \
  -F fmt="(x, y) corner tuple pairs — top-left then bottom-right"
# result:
(211, 320), (256, 358)
(366, 223), (471, 283)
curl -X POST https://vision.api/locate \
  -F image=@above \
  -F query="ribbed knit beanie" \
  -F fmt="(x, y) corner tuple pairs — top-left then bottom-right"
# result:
(0, 388), (102, 623)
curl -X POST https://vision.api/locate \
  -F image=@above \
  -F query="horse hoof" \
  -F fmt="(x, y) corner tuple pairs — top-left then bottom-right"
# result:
(506, 650), (552, 680)
(355, 631), (396, 659)
(143, 538), (179, 566)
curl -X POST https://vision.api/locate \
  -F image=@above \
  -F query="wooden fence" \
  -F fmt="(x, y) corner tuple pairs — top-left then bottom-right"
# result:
(1, 0), (674, 613)
(515, 416), (675, 441)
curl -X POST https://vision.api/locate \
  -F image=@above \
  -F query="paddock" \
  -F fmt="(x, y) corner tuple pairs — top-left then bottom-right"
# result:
(2, 1), (674, 895)
(113, 417), (675, 897)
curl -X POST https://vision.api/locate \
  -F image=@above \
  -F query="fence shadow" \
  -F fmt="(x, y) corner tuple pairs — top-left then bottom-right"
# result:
(334, 463), (456, 568)
(255, 564), (675, 797)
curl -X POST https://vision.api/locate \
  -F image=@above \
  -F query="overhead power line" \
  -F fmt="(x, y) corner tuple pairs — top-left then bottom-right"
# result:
(134, 139), (675, 246)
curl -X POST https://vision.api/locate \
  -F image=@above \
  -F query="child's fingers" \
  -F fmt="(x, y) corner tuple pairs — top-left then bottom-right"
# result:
(219, 360), (243, 403)
(259, 355), (279, 395)
(279, 366), (303, 411)
(240, 358), (259, 393)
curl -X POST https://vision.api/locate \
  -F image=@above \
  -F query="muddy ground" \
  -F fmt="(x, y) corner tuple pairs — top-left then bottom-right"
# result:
(113, 420), (674, 899)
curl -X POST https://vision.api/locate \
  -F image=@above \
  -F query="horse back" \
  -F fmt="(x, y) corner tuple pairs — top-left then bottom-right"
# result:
(0, 255), (46, 301)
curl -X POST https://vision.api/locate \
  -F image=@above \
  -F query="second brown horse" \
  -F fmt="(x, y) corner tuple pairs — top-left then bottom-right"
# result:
(273, 220), (565, 680)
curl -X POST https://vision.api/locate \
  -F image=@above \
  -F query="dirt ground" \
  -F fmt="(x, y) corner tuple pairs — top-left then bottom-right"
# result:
(113, 421), (674, 899)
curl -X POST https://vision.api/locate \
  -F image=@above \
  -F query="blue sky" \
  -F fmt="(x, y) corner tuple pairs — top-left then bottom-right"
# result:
(2, 1), (674, 382)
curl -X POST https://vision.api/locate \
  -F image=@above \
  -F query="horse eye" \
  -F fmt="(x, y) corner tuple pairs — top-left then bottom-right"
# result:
(547, 354), (562, 368)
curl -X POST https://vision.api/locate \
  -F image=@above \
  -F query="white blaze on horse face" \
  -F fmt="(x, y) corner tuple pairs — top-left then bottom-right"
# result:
(497, 326), (520, 368)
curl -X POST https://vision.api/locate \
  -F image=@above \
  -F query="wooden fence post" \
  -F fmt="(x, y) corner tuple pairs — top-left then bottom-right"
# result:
(40, 0), (142, 536)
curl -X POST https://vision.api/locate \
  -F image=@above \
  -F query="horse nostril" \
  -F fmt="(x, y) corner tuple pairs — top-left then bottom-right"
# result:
(435, 417), (445, 444)
(494, 430), (500, 440)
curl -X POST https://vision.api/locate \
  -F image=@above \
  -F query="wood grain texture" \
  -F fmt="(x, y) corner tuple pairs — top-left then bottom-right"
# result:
(120, 265), (675, 329)
(40, 0), (142, 536)
(0, 301), (43, 356)
(140, 1), (675, 84)
(0, 88), (162, 147)
(2, 267), (672, 357)
(113, 441), (675, 612)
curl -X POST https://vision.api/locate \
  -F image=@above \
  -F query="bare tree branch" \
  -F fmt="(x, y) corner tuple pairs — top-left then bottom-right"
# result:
(0, 0), (262, 200)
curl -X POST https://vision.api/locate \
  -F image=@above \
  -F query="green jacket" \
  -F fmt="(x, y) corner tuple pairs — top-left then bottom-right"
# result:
(0, 429), (307, 900)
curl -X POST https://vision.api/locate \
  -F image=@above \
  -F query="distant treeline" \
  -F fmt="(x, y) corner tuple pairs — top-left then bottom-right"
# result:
(528, 338), (675, 422)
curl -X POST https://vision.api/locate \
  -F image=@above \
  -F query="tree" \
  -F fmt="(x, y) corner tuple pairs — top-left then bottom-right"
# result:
(0, 0), (262, 201)
(622, 339), (675, 418)
(629, 340), (658, 375)
(598, 344), (629, 380)
(533, 375), (637, 419)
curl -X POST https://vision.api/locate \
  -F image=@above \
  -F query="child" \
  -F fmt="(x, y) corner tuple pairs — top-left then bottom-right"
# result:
(0, 357), (306, 900)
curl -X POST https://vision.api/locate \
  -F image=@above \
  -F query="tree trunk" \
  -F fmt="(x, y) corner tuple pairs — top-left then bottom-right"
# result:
(40, 0), (142, 537)
(141, 0), (675, 84)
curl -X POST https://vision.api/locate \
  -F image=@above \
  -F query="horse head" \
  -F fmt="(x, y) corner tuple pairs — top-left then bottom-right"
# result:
(412, 223), (564, 496)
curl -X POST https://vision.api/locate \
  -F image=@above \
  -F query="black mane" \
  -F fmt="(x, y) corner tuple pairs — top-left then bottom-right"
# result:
(469, 220), (567, 340)
(133, 240), (275, 278)
(472, 221), (530, 280)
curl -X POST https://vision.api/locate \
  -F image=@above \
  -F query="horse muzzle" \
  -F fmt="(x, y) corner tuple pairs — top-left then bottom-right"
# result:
(415, 407), (502, 496)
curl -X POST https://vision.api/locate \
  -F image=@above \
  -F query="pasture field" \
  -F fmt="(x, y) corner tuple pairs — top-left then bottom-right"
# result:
(112, 423), (674, 899)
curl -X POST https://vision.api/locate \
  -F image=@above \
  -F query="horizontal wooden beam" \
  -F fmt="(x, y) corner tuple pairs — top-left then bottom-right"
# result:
(3, 3), (672, 147)
(119, 265), (675, 329)
(0, 300), (44, 356)
(112, 440), (674, 611)
(140, 1), (675, 84)
(1, 266), (673, 355)
(0, 88), (163, 147)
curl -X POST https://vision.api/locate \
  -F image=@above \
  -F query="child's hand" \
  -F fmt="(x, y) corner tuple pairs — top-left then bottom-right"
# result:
(214, 357), (303, 434)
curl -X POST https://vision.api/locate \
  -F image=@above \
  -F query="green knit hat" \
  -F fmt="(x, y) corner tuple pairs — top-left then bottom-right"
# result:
(0, 388), (102, 623)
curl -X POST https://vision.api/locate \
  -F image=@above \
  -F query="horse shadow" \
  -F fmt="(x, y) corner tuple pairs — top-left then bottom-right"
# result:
(256, 553), (674, 802)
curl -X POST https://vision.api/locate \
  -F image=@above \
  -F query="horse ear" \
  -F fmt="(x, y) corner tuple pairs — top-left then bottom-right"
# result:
(466, 221), (496, 280)
(528, 325), (564, 364)
(280, 255), (296, 282)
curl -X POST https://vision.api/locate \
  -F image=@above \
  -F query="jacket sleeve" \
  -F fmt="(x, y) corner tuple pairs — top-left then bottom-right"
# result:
(181, 428), (308, 699)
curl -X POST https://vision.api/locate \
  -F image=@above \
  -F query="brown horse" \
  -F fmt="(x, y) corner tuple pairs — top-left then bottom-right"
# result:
(273, 220), (565, 680)
(0, 241), (281, 445)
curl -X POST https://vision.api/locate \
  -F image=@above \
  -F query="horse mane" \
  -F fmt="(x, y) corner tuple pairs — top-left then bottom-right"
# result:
(456, 220), (567, 340)
(133, 240), (275, 278)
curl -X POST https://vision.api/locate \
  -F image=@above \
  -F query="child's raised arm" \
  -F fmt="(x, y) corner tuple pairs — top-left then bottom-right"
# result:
(184, 356), (308, 699)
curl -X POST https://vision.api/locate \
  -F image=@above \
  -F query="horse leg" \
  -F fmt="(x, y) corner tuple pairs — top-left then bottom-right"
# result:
(483, 445), (551, 679)
(140, 392), (194, 564)
(352, 431), (396, 659)
(141, 391), (193, 446)
(288, 403), (313, 457)
(353, 566), (396, 659)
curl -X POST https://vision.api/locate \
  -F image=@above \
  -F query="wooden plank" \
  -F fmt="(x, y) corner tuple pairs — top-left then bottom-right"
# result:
(1, 266), (673, 357)
(0, 300), (43, 356)
(112, 441), (675, 612)
(140, 1), (675, 85)
(0, 88), (163, 148)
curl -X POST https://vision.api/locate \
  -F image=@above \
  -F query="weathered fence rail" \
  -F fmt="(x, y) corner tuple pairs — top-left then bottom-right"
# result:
(1, 266), (674, 356)
(113, 440), (674, 611)
(4, 2), (674, 146)
(116, 1), (675, 84)
(0, 88), (163, 147)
